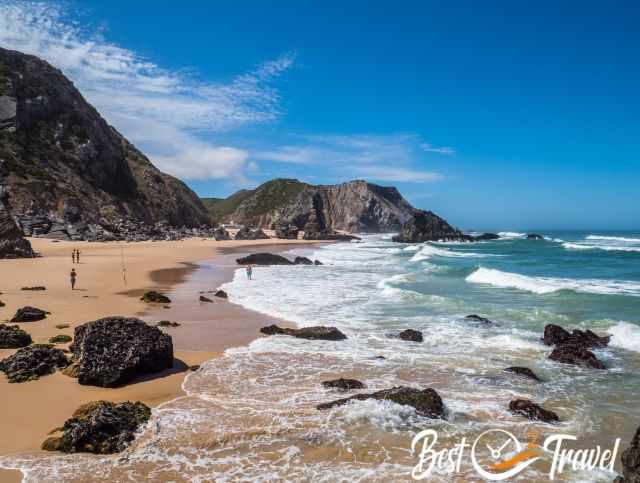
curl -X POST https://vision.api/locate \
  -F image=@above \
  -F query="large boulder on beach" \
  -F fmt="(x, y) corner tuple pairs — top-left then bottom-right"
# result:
(275, 224), (299, 240)
(214, 289), (228, 299)
(504, 366), (542, 382)
(0, 202), (35, 259)
(508, 399), (559, 423)
(67, 317), (173, 387)
(234, 227), (270, 240)
(548, 344), (606, 369)
(317, 387), (446, 419)
(392, 210), (472, 243)
(213, 226), (231, 241)
(0, 324), (32, 348)
(322, 378), (366, 391)
(618, 426), (640, 483)
(543, 324), (609, 348)
(10, 306), (48, 322)
(260, 324), (347, 341)
(0, 344), (68, 382)
(140, 291), (171, 304)
(236, 253), (293, 265)
(398, 329), (424, 342)
(41, 400), (151, 454)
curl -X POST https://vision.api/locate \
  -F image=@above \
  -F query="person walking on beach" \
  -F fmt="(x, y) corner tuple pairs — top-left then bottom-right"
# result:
(72, 249), (76, 264)
(246, 264), (253, 280)
(70, 268), (77, 290)
(76, 249), (80, 263)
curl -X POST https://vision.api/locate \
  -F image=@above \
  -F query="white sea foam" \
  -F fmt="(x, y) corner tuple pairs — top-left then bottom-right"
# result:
(409, 244), (485, 262)
(466, 267), (640, 296)
(608, 322), (640, 353)
(563, 242), (640, 253)
(498, 231), (526, 238)
(587, 235), (640, 243)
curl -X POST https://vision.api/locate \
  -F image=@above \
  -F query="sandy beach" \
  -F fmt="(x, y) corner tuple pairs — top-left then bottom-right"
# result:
(0, 236), (320, 482)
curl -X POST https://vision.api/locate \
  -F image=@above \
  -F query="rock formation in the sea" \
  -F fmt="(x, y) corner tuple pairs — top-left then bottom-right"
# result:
(260, 324), (347, 341)
(504, 366), (542, 382)
(542, 324), (610, 348)
(508, 399), (559, 423)
(473, 233), (501, 241)
(548, 344), (606, 369)
(214, 289), (228, 299)
(392, 210), (472, 243)
(0, 201), (35, 258)
(10, 306), (48, 322)
(294, 256), (314, 265)
(0, 344), (69, 382)
(204, 178), (416, 233)
(234, 226), (270, 240)
(526, 234), (544, 240)
(314, 260), (323, 265)
(236, 253), (293, 265)
(0, 47), (211, 241)
(465, 314), (493, 324)
(41, 400), (151, 454)
(140, 291), (171, 304)
(0, 323), (32, 348)
(66, 317), (173, 387)
(322, 378), (366, 391)
(617, 425), (640, 483)
(398, 329), (424, 342)
(317, 387), (446, 419)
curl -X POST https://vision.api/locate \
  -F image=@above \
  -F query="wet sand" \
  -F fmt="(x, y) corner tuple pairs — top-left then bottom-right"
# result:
(0, 237), (321, 482)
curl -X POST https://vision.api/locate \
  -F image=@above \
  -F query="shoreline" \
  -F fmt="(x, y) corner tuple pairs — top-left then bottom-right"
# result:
(0, 237), (323, 482)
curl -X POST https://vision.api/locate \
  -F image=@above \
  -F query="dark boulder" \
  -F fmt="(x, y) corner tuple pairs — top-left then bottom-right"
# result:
(618, 425), (640, 483)
(465, 314), (493, 324)
(41, 400), (151, 454)
(214, 289), (228, 299)
(67, 317), (173, 387)
(10, 306), (48, 322)
(275, 224), (299, 240)
(156, 320), (180, 327)
(199, 295), (213, 303)
(0, 202), (35, 259)
(140, 291), (171, 304)
(322, 378), (366, 391)
(543, 324), (609, 348)
(317, 387), (446, 419)
(234, 226), (270, 240)
(236, 253), (293, 265)
(0, 324), (32, 348)
(21, 286), (46, 291)
(303, 230), (361, 241)
(294, 256), (314, 265)
(0, 344), (68, 382)
(504, 366), (542, 382)
(314, 260), (323, 265)
(473, 233), (501, 241)
(526, 233), (544, 240)
(392, 210), (472, 243)
(212, 227), (231, 241)
(398, 329), (424, 342)
(548, 344), (606, 369)
(508, 399), (559, 423)
(0, 300), (4, 307)
(260, 324), (347, 341)
(49, 334), (72, 344)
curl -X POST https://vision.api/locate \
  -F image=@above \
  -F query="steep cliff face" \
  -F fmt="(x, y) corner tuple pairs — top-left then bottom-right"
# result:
(391, 210), (471, 243)
(0, 47), (210, 237)
(206, 179), (416, 233)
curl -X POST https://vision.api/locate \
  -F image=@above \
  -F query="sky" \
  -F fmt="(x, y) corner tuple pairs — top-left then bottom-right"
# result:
(0, 0), (638, 230)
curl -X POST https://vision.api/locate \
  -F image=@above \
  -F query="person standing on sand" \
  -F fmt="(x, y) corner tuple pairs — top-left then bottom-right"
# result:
(76, 249), (80, 263)
(72, 249), (76, 264)
(70, 268), (77, 290)
(246, 265), (253, 280)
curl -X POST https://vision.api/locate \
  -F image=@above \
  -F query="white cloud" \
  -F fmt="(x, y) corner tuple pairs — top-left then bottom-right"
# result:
(254, 133), (445, 183)
(0, 1), (294, 180)
(420, 142), (455, 155)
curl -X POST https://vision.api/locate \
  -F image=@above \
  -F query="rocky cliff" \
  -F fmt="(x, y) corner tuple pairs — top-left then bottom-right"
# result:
(392, 210), (472, 243)
(0, 48), (210, 240)
(204, 179), (416, 233)
(0, 200), (33, 258)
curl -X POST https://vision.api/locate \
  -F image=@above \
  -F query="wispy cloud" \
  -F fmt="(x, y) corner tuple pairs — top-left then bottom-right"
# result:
(0, 1), (294, 181)
(254, 133), (445, 183)
(420, 142), (455, 155)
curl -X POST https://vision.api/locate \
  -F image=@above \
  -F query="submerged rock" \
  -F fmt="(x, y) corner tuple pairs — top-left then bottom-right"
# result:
(10, 306), (48, 322)
(465, 314), (493, 324)
(398, 329), (424, 342)
(41, 400), (151, 454)
(542, 324), (609, 348)
(0, 324), (32, 348)
(214, 289), (228, 299)
(199, 295), (213, 303)
(508, 399), (559, 423)
(473, 233), (501, 241)
(68, 317), (173, 387)
(504, 366), (542, 382)
(0, 344), (68, 382)
(260, 324), (347, 341)
(322, 378), (366, 391)
(618, 425), (640, 483)
(317, 386), (445, 419)
(526, 233), (544, 240)
(236, 253), (293, 265)
(548, 344), (606, 369)
(140, 291), (171, 304)
(294, 256), (314, 265)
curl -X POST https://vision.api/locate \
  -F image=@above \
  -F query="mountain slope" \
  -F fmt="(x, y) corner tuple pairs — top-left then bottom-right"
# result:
(0, 47), (210, 238)
(207, 178), (416, 233)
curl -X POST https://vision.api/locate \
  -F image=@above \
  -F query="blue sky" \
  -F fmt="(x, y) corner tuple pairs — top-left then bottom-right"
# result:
(0, 1), (638, 230)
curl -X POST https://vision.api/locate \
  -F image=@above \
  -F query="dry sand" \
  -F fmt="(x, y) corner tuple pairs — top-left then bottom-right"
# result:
(0, 236), (320, 482)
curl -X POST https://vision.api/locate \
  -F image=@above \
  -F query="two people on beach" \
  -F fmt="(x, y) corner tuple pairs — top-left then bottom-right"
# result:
(71, 249), (81, 264)
(246, 264), (253, 280)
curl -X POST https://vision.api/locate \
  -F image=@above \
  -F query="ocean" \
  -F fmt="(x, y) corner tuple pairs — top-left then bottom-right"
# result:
(5, 231), (640, 482)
